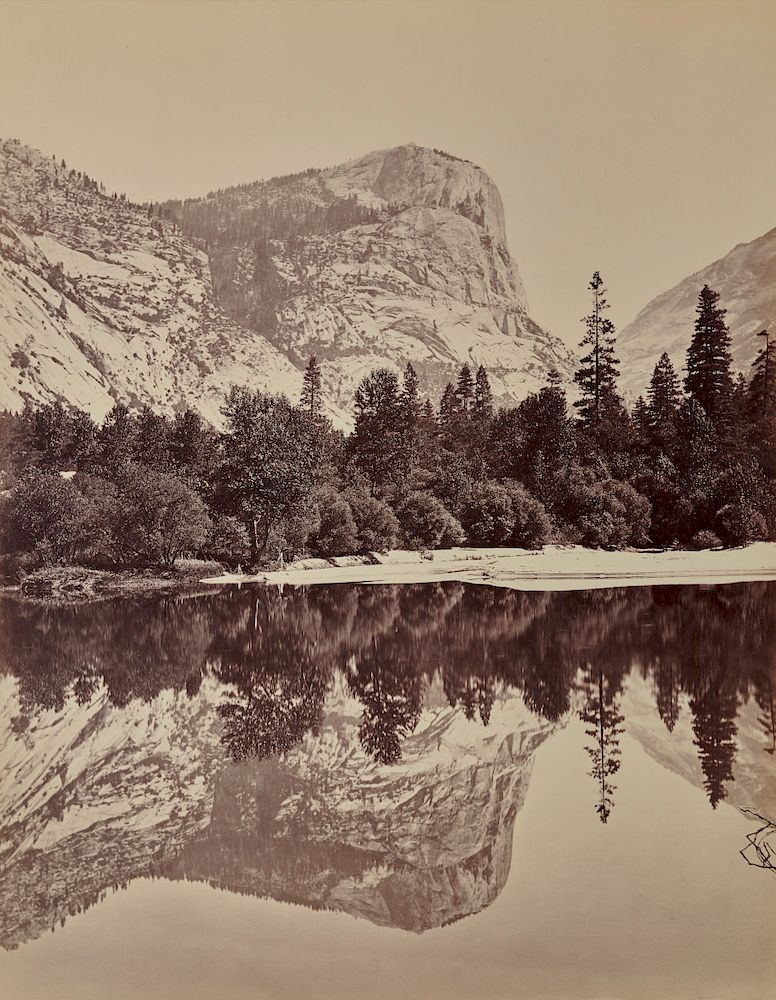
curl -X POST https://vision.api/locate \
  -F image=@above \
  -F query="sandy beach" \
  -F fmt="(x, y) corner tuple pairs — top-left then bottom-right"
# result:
(201, 542), (776, 592)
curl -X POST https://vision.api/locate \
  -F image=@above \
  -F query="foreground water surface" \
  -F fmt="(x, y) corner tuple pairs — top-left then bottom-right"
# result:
(0, 581), (774, 1000)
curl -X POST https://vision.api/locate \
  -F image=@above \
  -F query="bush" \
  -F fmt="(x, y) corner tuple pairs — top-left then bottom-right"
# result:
(311, 494), (358, 557)
(460, 481), (515, 545)
(503, 481), (552, 548)
(117, 467), (212, 566)
(555, 467), (651, 548)
(394, 491), (465, 550)
(714, 503), (767, 547)
(2, 469), (94, 563)
(690, 529), (722, 550)
(345, 487), (400, 552)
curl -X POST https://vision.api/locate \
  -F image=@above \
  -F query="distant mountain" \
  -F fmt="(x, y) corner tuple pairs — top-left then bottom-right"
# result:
(0, 138), (574, 426)
(618, 226), (776, 400)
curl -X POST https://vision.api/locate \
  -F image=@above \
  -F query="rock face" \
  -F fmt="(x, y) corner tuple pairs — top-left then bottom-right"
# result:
(618, 225), (776, 400)
(0, 673), (555, 949)
(171, 143), (575, 414)
(0, 140), (308, 424)
(0, 138), (574, 426)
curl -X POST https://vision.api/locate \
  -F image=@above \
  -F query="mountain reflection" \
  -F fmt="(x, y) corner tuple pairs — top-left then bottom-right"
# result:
(1, 582), (775, 817)
(0, 581), (775, 948)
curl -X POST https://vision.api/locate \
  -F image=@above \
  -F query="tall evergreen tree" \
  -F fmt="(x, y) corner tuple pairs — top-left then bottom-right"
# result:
(474, 365), (493, 421)
(747, 331), (774, 420)
(684, 285), (733, 426)
(455, 363), (475, 413)
(690, 677), (738, 809)
(349, 368), (403, 491)
(300, 355), (323, 420)
(647, 352), (681, 453)
(574, 271), (620, 430)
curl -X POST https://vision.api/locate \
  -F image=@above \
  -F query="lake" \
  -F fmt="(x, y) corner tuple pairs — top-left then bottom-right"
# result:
(0, 581), (774, 1000)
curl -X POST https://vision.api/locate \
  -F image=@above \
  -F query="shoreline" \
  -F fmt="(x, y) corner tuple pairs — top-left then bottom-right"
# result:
(3, 544), (775, 605)
(202, 543), (776, 593)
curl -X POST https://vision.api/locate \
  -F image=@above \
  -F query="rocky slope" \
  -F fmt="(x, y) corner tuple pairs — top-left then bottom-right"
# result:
(0, 140), (309, 424)
(618, 225), (776, 400)
(0, 672), (555, 949)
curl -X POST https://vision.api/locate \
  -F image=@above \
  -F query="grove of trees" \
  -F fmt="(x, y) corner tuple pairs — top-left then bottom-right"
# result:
(1, 277), (774, 574)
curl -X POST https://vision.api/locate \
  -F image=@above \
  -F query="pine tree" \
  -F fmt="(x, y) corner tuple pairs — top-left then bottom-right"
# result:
(684, 285), (733, 426)
(632, 396), (651, 451)
(746, 332), (776, 475)
(349, 369), (402, 491)
(399, 363), (422, 474)
(455, 364), (475, 413)
(690, 678), (738, 809)
(647, 352), (681, 453)
(300, 356), (323, 420)
(438, 382), (457, 430)
(574, 271), (620, 430)
(474, 365), (493, 419)
(400, 362), (421, 421)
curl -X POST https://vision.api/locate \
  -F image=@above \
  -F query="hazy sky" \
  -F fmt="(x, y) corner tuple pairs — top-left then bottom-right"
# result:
(1, 0), (775, 343)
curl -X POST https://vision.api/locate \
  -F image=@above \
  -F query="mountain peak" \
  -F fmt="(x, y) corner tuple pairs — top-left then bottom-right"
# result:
(0, 136), (575, 421)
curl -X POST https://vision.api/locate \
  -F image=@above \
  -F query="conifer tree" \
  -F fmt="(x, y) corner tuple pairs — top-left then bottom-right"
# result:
(579, 663), (625, 823)
(474, 365), (493, 421)
(349, 368), (402, 491)
(455, 364), (475, 413)
(684, 285), (733, 426)
(300, 356), (323, 420)
(438, 382), (457, 433)
(632, 396), (651, 451)
(574, 271), (620, 429)
(647, 352), (681, 453)
(401, 362), (421, 421)
(399, 363), (422, 474)
(747, 331), (775, 420)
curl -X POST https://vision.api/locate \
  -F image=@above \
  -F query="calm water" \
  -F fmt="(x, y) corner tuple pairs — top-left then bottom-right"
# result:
(0, 582), (774, 1000)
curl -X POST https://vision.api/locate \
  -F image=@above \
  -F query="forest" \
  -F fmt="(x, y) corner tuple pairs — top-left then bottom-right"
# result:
(1, 275), (774, 576)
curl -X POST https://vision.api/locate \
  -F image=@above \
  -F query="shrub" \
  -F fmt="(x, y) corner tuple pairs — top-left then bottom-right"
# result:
(503, 481), (552, 548)
(690, 529), (722, 550)
(117, 467), (212, 566)
(311, 494), (358, 557)
(555, 467), (651, 548)
(3, 469), (94, 563)
(345, 487), (400, 552)
(394, 491), (465, 550)
(460, 481), (515, 545)
(714, 503), (767, 547)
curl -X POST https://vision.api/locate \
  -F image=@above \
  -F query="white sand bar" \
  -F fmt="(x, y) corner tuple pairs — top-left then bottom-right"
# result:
(201, 543), (776, 592)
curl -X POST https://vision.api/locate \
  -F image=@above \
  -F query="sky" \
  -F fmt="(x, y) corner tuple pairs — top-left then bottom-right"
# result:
(1, 0), (775, 344)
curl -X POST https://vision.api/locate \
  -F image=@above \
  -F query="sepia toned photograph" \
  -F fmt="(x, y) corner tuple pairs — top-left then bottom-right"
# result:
(0, 1), (774, 998)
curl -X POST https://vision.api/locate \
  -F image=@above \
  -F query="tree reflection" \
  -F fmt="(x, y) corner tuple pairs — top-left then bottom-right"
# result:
(1, 581), (774, 799)
(579, 663), (625, 823)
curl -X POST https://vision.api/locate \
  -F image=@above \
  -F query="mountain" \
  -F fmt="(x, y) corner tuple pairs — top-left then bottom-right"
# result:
(0, 140), (309, 425)
(161, 143), (576, 414)
(618, 225), (776, 400)
(0, 138), (574, 426)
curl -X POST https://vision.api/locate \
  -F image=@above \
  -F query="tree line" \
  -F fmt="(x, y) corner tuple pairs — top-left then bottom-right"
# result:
(1, 274), (774, 573)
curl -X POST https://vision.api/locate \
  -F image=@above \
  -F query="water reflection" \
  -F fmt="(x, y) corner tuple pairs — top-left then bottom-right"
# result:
(0, 582), (774, 947)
